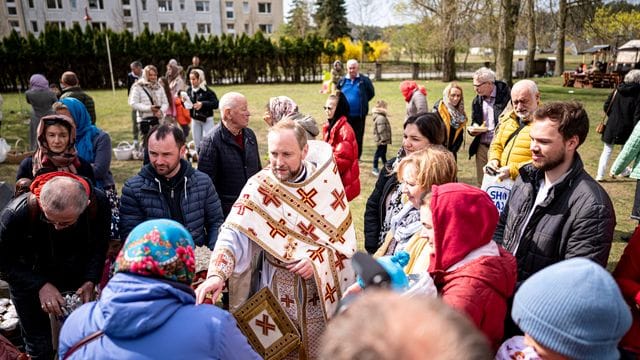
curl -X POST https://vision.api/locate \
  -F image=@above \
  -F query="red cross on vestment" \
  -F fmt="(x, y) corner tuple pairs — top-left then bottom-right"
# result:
(330, 189), (346, 210)
(307, 247), (325, 263)
(255, 314), (276, 336)
(297, 221), (319, 241)
(308, 293), (320, 306)
(267, 219), (287, 238)
(296, 188), (318, 207)
(335, 252), (347, 271)
(280, 294), (294, 308)
(232, 194), (252, 215)
(324, 283), (337, 303)
(258, 185), (282, 207)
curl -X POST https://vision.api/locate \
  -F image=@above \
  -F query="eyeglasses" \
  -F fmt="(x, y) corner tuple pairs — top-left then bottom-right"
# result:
(472, 82), (488, 88)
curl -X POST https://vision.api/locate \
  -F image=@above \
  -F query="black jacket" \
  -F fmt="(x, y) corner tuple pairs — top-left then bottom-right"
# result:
(16, 156), (95, 185)
(602, 82), (640, 145)
(493, 154), (615, 283)
(469, 80), (511, 158)
(198, 123), (261, 216)
(364, 157), (400, 254)
(187, 86), (218, 121)
(0, 188), (109, 294)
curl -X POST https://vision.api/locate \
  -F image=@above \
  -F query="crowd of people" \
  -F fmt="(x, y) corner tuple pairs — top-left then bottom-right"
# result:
(0, 60), (639, 360)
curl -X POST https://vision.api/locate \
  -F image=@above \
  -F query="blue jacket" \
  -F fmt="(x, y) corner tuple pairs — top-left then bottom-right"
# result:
(119, 159), (224, 249)
(58, 273), (260, 360)
(338, 74), (375, 118)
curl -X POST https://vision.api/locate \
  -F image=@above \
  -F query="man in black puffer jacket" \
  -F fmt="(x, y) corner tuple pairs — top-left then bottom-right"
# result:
(120, 124), (224, 249)
(493, 102), (615, 285)
(198, 92), (262, 217)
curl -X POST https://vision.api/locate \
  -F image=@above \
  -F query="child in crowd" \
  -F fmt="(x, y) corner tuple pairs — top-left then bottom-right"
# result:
(371, 100), (392, 176)
(497, 258), (632, 360)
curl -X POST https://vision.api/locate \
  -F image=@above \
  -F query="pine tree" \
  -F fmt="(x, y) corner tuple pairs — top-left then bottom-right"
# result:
(314, 0), (350, 40)
(284, 0), (311, 37)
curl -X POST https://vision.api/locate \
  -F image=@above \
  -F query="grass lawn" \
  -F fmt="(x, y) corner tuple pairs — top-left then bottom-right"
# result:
(0, 76), (633, 270)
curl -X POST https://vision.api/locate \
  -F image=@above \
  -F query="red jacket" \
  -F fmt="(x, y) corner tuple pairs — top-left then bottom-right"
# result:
(428, 183), (517, 350)
(613, 226), (640, 354)
(322, 116), (360, 201)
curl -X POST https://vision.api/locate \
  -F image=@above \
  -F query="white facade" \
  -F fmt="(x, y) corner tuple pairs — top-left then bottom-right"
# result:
(0, 0), (282, 38)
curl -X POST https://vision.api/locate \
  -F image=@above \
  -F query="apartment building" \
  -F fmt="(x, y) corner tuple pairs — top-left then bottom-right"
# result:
(0, 0), (282, 38)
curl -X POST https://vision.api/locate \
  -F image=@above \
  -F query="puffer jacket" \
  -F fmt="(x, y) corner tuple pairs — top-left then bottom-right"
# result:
(198, 123), (261, 216)
(372, 109), (392, 146)
(602, 82), (640, 145)
(428, 183), (516, 350)
(435, 99), (467, 154)
(322, 116), (360, 201)
(119, 159), (224, 249)
(613, 226), (640, 354)
(59, 273), (259, 360)
(494, 155), (615, 283)
(488, 110), (532, 179)
(128, 83), (169, 122)
(469, 81), (511, 159)
(612, 117), (640, 180)
(364, 157), (400, 254)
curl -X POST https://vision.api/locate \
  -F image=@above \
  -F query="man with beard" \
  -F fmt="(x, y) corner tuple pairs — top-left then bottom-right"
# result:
(119, 123), (224, 249)
(484, 80), (540, 180)
(195, 120), (357, 359)
(493, 102), (615, 285)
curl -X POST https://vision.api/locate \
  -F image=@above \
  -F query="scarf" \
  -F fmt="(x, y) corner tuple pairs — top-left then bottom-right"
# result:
(388, 203), (422, 254)
(190, 69), (208, 91)
(32, 115), (80, 177)
(30, 171), (91, 202)
(268, 96), (298, 123)
(29, 74), (50, 91)
(136, 67), (161, 90)
(60, 97), (99, 162)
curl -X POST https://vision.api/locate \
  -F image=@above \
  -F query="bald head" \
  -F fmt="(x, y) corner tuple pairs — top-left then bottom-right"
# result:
(40, 176), (89, 215)
(60, 71), (79, 87)
(219, 92), (250, 133)
(511, 79), (540, 120)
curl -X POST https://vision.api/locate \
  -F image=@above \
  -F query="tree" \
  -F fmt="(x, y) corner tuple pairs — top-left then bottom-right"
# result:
(495, 0), (521, 84)
(525, 0), (536, 77)
(314, 0), (350, 40)
(585, 6), (640, 44)
(283, 0), (312, 38)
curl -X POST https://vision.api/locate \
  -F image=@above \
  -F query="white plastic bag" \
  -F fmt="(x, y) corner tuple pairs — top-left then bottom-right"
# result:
(0, 138), (10, 164)
(481, 174), (514, 214)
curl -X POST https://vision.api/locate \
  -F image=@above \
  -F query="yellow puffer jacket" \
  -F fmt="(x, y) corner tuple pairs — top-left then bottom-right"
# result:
(488, 110), (532, 179)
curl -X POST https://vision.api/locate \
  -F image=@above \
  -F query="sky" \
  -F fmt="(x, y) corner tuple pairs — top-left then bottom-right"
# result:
(283, 0), (414, 27)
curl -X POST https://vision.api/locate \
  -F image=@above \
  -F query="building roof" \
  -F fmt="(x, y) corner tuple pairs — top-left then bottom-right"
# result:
(579, 45), (610, 54)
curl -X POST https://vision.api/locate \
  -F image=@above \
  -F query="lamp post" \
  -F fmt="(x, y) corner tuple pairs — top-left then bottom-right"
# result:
(84, 7), (116, 95)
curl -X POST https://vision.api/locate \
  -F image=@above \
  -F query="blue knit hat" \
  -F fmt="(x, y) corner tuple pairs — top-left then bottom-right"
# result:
(512, 258), (632, 360)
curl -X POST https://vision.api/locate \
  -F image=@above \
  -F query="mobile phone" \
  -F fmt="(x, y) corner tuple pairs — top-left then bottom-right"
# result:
(485, 165), (498, 176)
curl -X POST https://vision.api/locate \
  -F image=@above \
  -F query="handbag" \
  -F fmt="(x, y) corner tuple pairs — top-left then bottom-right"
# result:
(598, 89), (618, 134)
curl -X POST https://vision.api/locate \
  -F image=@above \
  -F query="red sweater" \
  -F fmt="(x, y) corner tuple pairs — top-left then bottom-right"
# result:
(613, 226), (640, 353)
(322, 116), (360, 201)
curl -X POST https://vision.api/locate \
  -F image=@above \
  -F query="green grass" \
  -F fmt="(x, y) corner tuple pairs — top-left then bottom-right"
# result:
(0, 77), (632, 270)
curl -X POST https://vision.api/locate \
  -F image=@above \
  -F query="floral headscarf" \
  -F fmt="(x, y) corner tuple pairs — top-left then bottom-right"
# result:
(59, 97), (99, 163)
(136, 65), (160, 90)
(115, 219), (196, 285)
(32, 114), (80, 177)
(29, 74), (50, 91)
(268, 96), (298, 123)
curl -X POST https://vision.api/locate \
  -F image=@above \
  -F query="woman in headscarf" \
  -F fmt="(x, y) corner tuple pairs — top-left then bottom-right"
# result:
(400, 80), (428, 119)
(187, 68), (218, 151)
(162, 59), (185, 124)
(433, 82), (467, 160)
(16, 114), (94, 183)
(25, 74), (58, 150)
(129, 65), (169, 163)
(263, 95), (319, 139)
(322, 92), (360, 201)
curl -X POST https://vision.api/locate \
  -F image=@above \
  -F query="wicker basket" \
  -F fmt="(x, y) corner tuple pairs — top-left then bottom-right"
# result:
(5, 139), (34, 165)
(113, 141), (134, 161)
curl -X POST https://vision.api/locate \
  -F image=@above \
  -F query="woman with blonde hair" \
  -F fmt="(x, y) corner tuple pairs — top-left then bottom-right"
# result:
(434, 82), (467, 160)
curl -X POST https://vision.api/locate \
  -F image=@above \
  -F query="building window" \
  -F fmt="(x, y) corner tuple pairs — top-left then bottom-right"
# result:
(143, 22), (149, 28)
(123, 8), (131, 16)
(125, 21), (133, 30)
(244, 23), (249, 32)
(32, 21), (38, 32)
(195, 0), (209, 12)
(7, 6), (17, 15)
(88, 0), (103, 9)
(91, 22), (106, 30)
(258, 2), (271, 13)
(243, 1), (249, 13)
(181, 22), (187, 30)
(226, 23), (235, 33)
(45, 21), (66, 30)
(259, 23), (272, 33)
(197, 23), (211, 34)
(225, 1), (234, 18)
(69, 0), (77, 9)
(9, 20), (19, 31)
(179, 0), (185, 10)
(46, 0), (63, 9)
(141, 0), (147, 10)
(160, 22), (174, 31)
(122, 0), (130, 5)
(28, 0), (34, 8)
(158, 0), (173, 11)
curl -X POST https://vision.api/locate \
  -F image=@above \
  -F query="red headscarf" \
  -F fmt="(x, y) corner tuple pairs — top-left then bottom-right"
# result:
(29, 171), (91, 203)
(399, 81), (427, 102)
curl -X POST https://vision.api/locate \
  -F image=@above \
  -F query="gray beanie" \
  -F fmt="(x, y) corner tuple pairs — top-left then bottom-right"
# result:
(512, 258), (632, 360)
